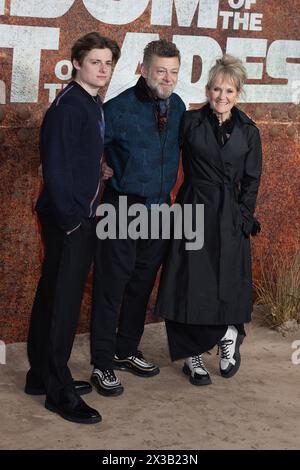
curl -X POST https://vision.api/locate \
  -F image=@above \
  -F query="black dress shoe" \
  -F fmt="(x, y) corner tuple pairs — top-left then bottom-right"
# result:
(25, 380), (92, 396)
(45, 393), (101, 424)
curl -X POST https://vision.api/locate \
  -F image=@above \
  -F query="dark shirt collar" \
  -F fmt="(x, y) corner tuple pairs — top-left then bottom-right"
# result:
(70, 80), (102, 105)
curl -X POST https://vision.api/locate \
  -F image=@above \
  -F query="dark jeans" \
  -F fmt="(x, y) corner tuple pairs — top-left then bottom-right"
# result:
(26, 215), (96, 403)
(91, 192), (169, 369)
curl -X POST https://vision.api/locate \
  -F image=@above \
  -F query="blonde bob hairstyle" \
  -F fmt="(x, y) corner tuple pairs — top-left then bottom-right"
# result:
(206, 54), (247, 96)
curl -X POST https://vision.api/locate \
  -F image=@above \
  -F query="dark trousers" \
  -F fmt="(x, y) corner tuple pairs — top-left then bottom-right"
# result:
(26, 215), (96, 403)
(165, 321), (246, 361)
(91, 194), (169, 369)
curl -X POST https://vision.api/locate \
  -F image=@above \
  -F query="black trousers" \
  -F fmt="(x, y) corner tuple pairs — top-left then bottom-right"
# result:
(165, 321), (246, 361)
(26, 215), (96, 403)
(91, 193), (169, 369)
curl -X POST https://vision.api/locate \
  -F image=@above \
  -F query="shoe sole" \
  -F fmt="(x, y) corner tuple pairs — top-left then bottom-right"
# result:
(182, 364), (212, 386)
(45, 401), (102, 424)
(113, 364), (160, 378)
(91, 376), (124, 397)
(220, 334), (244, 379)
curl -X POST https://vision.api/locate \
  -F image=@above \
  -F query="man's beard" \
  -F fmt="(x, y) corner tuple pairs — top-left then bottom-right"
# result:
(146, 77), (174, 99)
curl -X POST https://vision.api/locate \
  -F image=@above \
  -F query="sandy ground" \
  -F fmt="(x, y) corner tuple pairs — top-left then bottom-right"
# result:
(0, 318), (299, 450)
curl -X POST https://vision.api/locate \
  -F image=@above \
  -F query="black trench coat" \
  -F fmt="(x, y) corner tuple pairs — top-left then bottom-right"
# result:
(155, 104), (262, 325)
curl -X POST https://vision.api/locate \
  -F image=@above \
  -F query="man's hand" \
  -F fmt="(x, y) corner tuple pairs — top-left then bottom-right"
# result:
(101, 158), (114, 180)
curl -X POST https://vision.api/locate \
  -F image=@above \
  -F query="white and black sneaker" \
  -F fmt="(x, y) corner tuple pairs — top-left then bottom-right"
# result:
(217, 325), (244, 378)
(183, 355), (212, 386)
(113, 350), (160, 377)
(91, 368), (124, 396)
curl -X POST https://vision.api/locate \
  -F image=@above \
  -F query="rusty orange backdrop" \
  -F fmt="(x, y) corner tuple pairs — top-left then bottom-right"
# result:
(0, 0), (299, 342)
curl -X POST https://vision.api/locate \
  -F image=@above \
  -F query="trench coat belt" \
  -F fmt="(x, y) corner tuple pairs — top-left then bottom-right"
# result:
(185, 176), (241, 302)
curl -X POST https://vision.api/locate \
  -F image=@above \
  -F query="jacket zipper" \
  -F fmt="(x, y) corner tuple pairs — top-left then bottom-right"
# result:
(158, 124), (169, 203)
(153, 100), (170, 204)
(90, 104), (104, 217)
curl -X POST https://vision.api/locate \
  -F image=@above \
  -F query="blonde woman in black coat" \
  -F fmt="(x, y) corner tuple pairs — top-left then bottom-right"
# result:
(155, 54), (262, 385)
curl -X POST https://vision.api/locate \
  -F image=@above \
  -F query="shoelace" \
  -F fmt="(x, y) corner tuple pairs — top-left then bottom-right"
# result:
(131, 352), (154, 366)
(191, 355), (207, 371)
(102, 369), (117, 382)
(217, 339), (233, 360)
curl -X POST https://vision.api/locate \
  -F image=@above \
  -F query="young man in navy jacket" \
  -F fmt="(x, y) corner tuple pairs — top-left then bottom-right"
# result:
(90, 40), (186, 396)
(25, 32), (120, 424)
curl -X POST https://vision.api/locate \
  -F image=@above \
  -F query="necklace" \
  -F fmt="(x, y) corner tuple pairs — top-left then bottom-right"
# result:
(215, 111), (231, 126)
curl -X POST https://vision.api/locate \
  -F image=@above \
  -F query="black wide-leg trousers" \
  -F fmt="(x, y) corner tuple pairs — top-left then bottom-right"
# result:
(91, 192), (169, 370)
(26, 215), (96, 403)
